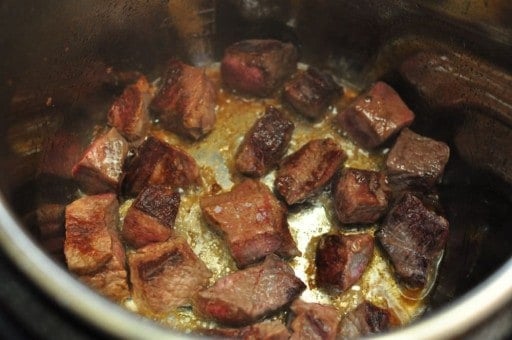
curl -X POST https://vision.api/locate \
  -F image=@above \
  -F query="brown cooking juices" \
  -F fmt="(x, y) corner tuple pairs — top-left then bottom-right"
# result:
(134, 64), (433, 332)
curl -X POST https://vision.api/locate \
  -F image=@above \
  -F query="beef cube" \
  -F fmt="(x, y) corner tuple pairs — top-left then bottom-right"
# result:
(79, 233), (130, 302)
(289, 299), (340, 340)
(337, 81), (414, 149)
(108, 76), (151, 142)
(129, 237), (212, 316)
(338, 302), (392, 339)
(151, 60), (216, 140)
(40, 131), (85, 179)
(275, 138), (346, 205)
(221, 39), (298, 97)
(200, 179), (299, 268)
(195, 255), (306, 326)
(235, 106), (294, 177)
(72, 128), (129, 194)
(283, 67), (341, 120)
(64, 193), (129, 302)
(121, 185), (180, 248)
(386, 128), (450, 191)
(36, 203), (65, 239)
(334, 168), (390, 224)
(315, 233), (374, 293)
(201, 320), (290, 339)
(122, 136), (200, 196)
(376, 192), (449, 288)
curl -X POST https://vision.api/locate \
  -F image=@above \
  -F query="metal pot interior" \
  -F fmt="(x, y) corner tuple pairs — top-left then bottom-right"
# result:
(0, 0), (512, 338)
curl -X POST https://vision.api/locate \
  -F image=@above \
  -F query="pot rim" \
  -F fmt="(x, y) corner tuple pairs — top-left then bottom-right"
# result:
(0, 193), (510, 339)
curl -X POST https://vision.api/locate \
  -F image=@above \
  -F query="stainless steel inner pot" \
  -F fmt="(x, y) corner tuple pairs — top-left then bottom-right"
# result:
(1, 1), (512, 338)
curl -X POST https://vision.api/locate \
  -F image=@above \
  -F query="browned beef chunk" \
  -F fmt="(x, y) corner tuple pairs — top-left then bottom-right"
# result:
(221, 39), (298, 97)
(36, 204), (66, 263)
(201, 320), (290, 339)
(334, 168), (390, 224)
(376, 192), (449, 288)
(72, 128), (129, 194)
(64, 193), (129, 302)
(386, 128), (450, 191)
(195, 255), (305, 326)
(151, 60), (216, 140)
(79, 233), (130, 302)
(338, 301), (392, 339)
(122, 136), (200, 196)
(235, 106), (294, 177)
(283, 67), (341, 120)
(315, 233), (374, 293)
(40, 131), (85, 179)
(200, 179), (299, 268)
(129, 237), (211, 316)
(108, 76), (151, 142)
(336, 81), (415, 149)
(289, 299), (340, 340)
(275, 138), (346, 205)
(122, 185), (180, 248)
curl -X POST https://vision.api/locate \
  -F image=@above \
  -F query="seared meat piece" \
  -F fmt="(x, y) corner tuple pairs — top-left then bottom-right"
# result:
(79, 235), (130, 302)
(289, 299), (340, 340)
(376, 192), (449, 288)
(235, 106), (294, 177)
(334, 168), (390, 224)
(121, 185), (180, 248)
(200, 179), (299, 268)
(315, 233), (374, 292)
(72, 128), (129, 194)
(64, 193), (129, 302)
(283, 67), (341, 120)
(151, 59), (216, 140)
(275, 138), (346, 205)
(221, 39), (298, 97)
(386, 128), (450, 191)
(122, 136), (200, 196)
(40, 131), (85, 179)
(338, 301), (392, 339)
(336, 81), (414, 149)
(201, 320), (290, 339)
(195, 255), (306, 326)
(108, 76), (151, 142)
(129, 237), (212, 316)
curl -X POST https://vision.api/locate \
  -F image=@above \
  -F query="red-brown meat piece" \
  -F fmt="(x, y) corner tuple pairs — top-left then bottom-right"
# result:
(284, 67), (341, 120)
(315, 233), (374, 293)
(235, 106), (294, 177)
(337, 81), (415, 149)
(108, 76), (151, 142)
(289, 299), (341, 340)
(334, 168), (390, 224)
(128, 237), (212, 316)
(275, 138), (346, 205)
(122, 136), (200, 196)
(151, 60), (216, 140)
(221, 39), (298, 97)
(376, 192), (449, 288)
(64, 193), (129, 302)
(72, 128), (129, 194)
(200, 320), (290, 339)
(338, 301), (392, 339)
(200, 179), (299, 268)
(195, 255), (306, 326)
(386, 128), (450, 191)
(122, 185), (180, 248)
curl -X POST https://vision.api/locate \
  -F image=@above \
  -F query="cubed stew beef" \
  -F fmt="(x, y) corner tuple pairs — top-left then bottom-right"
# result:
(56, 38), (455, 337)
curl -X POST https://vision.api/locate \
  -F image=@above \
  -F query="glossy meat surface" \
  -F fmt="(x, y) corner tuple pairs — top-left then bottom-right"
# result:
(235, 106), (294, 177)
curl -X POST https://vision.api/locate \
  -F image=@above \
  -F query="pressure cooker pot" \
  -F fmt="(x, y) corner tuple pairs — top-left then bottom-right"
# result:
(0, 0), (512, 338)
